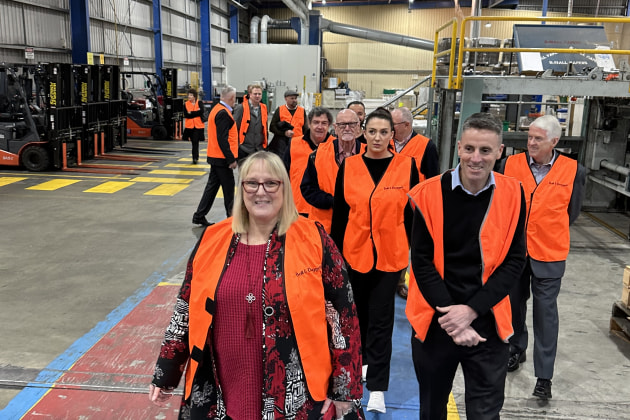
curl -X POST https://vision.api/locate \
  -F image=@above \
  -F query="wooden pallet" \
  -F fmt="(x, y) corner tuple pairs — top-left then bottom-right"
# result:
(610, 301), (630, 342)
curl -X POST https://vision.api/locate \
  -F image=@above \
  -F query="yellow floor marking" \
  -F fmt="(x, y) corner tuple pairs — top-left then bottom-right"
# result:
(144, 184), (190, 196)
(149, 169), (206, 176)
(447, 393), (460, 418)
(130, 176), (193, 184)
(0, 177), (27, 187)
(83, 181), (134, 193)
(26, 179), (81, 191)
(165, 163), (207, 169)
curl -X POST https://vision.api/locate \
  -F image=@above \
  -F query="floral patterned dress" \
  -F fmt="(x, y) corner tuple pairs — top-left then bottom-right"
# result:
(152, 222), (364, 419)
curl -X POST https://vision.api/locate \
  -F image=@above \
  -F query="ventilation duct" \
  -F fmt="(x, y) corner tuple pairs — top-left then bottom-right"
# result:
(250, 16), (261, 43)
(320, 18), (434, 51)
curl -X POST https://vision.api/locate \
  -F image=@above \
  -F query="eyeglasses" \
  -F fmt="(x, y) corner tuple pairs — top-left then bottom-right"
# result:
(336, 122), (359, 129)
(242, 180), (282, 193)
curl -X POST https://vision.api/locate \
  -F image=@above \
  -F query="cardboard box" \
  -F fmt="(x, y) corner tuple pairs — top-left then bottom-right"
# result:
(622, 285), (630, 307)
(624, 265), (630, 286)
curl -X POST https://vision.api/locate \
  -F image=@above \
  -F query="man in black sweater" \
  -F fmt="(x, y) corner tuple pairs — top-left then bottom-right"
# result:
(406, 113), (526, 420)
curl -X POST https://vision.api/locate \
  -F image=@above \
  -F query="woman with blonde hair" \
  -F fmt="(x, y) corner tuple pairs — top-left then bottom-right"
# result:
(150, 151), (365, 419)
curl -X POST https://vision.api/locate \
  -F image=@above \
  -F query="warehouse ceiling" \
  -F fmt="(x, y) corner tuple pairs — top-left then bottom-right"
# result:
(240, 0), (629, 16)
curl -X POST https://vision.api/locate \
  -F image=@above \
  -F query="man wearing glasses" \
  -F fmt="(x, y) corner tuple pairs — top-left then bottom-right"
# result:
(301, 109), (364, 232)
(282, 107), (335, 217)
(391, 107), (440, 299)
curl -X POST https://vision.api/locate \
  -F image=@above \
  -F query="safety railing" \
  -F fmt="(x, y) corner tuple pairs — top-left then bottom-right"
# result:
(431, 16), (630, 90)
(431, 18), (459, 89)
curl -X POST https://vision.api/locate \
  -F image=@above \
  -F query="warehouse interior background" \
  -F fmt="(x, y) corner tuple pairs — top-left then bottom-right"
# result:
(2, 0), (630, 418)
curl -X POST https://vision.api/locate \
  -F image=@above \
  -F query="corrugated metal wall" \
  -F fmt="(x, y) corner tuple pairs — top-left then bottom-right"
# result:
(0, 0), (72, 64)
(0, 0), (229, 93)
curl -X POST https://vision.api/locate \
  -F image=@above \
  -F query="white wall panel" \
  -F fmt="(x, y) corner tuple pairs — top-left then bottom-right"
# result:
(24, 5), (70, 49)
(129, 1), (152, 28)
(0, 1), (25, 45)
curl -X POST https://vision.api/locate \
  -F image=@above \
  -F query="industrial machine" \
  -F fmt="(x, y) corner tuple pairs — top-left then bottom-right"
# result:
(120, 68), (183, 140)
(428, 16), (630, 219)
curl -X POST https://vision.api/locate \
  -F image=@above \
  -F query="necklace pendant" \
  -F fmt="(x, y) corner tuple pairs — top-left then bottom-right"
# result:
(245, 292), (256, 304)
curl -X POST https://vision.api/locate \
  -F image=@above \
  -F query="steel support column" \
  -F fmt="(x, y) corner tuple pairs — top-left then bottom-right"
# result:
(200, 0), (212, 101)
(69, 0), (90, 64)
(153, 0), (164, 81)
(229, 5), (239, 43)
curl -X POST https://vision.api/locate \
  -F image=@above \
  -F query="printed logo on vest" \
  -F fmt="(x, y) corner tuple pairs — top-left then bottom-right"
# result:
(383, 186), (404, 190)
(295, 265), (322, 277)
(547, 181), (569, 187)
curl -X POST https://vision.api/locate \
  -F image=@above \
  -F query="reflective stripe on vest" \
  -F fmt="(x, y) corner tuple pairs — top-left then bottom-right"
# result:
(207, 103), (238, 159)
(185, 100), (205, 129)
(504, 153), (576, 262)
(185, 218), (331, 400)
(239, 98), (268, 148)
(342, 153), (413, 273)
(405, 172), (521, 342)
(279, 105), (305, 138)
(394, 133), (430, 181)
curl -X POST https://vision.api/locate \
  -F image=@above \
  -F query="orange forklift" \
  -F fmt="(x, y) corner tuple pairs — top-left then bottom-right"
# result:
(120, 68), (183, 140)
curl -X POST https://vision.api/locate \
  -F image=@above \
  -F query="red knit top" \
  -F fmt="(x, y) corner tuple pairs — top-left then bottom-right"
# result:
(212, 241), (266, 419)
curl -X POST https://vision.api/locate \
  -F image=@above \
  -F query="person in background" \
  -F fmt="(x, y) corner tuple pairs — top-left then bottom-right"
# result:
(347, 101), (366, 143)
(331, 108), (419, 414)
(150, 151), (365, 420)
(391, 106), (441, 299)
(301, 109), (364, 232)
(407, 112), (526, 420)
(499, 114), (585, 400)
(192, 86), (238, 227)
(182, 88), (205, 164)
(283, 107), (334, 217)
(268, 89), (308, 158)
(233, 84), (268, 164)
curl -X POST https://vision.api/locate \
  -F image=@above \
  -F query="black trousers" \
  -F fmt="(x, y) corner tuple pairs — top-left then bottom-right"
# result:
(411, 314), (509, 420)
(194, 162), (234, 219)
(182, 127), (203, 162)
(348, 267), (401, 391)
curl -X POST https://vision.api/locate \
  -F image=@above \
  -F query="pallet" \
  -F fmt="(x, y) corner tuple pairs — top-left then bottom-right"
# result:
(610, 301), (630, 342)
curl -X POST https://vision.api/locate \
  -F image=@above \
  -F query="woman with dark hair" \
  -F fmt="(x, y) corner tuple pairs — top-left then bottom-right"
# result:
(149, 151), (365, 420)
(182, 88), (205, 164)
(331, 109), (419, 413)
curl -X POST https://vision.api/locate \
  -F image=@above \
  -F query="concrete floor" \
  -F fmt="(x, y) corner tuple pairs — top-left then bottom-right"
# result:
(1, 139), (630, 418)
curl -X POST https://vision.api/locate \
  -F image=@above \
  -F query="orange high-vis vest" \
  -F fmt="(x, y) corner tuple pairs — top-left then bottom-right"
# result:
(405, 172), (521, 342)
(290, 134), (332, 215)
(207, 103), (238, 159)
(308, 140), (365, 233)
(239, 98), (268, 148)
(186, 217), (332, 401)
(504, 153), (577, 262)
(279, 105), (305, 138)
(393, 133), (430, 181)
(342, 153), (413, 273)
(184, 100), (205, 129)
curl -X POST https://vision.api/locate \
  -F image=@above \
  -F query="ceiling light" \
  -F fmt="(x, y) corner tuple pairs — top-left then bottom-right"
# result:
(485, 22), (492, 28)
(322, 0), (326, 4)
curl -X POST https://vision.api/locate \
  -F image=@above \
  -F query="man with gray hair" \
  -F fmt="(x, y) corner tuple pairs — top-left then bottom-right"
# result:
(500, 114), (585, 400)
(192, 85), (238, 226)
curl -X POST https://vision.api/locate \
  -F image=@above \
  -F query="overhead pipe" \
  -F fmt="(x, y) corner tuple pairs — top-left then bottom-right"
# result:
(250, 16), (260, 43)
(261, 15), (272, 44)
(470, 0), (481, 40)
(282, 0), (309, 44)
(269, 19), (292, 30)
(320, 18), (434, 51)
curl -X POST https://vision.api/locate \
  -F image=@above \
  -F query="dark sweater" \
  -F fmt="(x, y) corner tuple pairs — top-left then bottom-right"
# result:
(410, 171), (526, 318)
